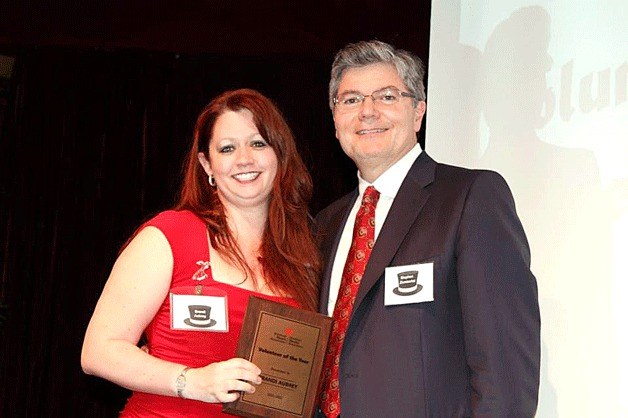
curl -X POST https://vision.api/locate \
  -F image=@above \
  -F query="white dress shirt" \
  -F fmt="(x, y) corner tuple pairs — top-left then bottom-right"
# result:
(326, 144), (423, 315)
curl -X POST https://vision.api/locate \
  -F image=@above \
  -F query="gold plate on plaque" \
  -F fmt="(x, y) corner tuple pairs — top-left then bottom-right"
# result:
(223, 296), (332, 418)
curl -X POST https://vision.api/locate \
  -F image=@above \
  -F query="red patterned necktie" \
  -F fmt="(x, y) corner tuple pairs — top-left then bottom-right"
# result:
(320, 186), (380, 418)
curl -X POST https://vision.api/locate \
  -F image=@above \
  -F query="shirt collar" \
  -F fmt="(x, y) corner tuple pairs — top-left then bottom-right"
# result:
(357, 143), (423, 198)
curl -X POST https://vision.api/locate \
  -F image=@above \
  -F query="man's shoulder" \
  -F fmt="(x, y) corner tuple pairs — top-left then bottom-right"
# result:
(427, 160), (515, 210)
(431, 158), (507, 186)
(404, 151), (498, 187)
(411, 155), (512, 202)
(315, 189), (357, 223)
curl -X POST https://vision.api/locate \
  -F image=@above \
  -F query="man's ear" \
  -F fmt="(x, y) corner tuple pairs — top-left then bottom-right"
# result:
(414, 101), (427, 132)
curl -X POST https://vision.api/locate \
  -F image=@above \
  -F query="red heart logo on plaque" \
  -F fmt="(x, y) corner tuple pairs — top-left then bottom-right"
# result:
(284, 328), (294, 337)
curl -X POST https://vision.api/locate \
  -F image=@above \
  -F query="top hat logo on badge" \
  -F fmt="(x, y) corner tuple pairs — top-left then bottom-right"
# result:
(183, 304), (217, 328)
(392, 271), (422, 296)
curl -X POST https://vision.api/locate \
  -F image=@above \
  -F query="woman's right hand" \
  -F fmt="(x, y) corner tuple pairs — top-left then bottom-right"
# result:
(184, 358), (263, 403)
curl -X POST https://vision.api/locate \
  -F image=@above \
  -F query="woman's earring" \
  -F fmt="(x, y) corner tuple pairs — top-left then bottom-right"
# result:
(208, 174), (216, 187)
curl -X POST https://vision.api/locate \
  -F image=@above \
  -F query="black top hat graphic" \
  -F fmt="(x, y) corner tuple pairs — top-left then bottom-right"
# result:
(392, 271), (423, 296)
(183, 304), (216, 328)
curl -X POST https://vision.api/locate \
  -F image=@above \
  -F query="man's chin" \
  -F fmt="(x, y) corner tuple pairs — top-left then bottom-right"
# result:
(351, 147), (389, 163)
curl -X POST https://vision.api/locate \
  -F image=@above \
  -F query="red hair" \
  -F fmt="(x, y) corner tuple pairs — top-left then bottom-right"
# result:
(175, 89), (320, 311)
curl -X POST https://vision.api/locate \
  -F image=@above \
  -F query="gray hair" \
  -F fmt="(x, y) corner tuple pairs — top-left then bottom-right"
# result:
(329, 40), (427, 109)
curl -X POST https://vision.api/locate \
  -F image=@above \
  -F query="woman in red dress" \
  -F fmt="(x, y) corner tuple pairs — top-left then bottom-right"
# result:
(81, 89), (320, 416)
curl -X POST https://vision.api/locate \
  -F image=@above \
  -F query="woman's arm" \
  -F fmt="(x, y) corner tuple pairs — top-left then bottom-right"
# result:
(81, 226), (262, 402)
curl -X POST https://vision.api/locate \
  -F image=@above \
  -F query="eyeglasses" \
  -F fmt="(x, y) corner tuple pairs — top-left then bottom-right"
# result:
(333, 86), (416, 109)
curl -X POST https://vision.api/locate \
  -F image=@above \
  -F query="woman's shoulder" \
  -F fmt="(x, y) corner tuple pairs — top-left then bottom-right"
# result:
(143, 210), (206, 240)
(140, 210), (208, 264)
(145, 209), (204, 228)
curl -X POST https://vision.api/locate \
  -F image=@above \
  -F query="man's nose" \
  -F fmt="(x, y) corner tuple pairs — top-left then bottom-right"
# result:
(358, 95), (379, 119)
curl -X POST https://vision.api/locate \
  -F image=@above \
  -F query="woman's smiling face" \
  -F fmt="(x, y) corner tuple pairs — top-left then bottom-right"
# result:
(199, 109), (278, 211)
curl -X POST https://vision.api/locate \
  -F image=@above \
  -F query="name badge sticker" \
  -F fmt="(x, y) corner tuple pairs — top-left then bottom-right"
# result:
(170, 293), (229, 332)
(384, 262), (434, 306)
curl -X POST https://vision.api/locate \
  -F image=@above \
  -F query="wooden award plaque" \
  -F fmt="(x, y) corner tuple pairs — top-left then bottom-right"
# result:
(223, 296), (333, 418)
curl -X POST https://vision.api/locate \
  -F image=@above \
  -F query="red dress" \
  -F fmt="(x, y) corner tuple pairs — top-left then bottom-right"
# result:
(120, 210), (300, 417)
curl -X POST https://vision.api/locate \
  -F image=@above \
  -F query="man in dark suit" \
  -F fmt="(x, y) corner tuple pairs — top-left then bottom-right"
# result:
(316, 40), (540, 417)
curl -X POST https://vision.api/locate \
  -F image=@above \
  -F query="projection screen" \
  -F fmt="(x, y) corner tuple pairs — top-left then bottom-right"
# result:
(426, 1), (627, 416)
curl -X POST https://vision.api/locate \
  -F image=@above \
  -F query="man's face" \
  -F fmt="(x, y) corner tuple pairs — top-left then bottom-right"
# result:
(333, 63), (426, 182)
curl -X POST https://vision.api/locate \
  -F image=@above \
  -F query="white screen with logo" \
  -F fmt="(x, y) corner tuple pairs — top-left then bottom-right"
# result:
(426, 1), (627, 416)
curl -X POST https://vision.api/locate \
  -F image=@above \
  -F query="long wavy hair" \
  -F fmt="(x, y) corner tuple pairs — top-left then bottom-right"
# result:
(175, 89), (320, 311)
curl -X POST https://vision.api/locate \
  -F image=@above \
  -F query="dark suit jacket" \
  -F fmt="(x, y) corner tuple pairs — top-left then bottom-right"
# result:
(315, 152), (540, 418)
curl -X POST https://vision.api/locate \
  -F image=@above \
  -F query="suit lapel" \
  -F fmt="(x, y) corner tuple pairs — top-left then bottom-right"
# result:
(353, 152), (437, 312)
(317, 190), (358, 314)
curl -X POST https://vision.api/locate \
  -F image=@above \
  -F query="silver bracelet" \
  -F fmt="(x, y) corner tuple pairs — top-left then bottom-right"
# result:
(176, 366), (191, 398)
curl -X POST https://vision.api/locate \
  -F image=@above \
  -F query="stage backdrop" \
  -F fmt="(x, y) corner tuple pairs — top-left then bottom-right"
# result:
(426, 1), (627, 417)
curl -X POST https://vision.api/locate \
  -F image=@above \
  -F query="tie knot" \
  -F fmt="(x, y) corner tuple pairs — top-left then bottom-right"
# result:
(362, 186), (380, 207)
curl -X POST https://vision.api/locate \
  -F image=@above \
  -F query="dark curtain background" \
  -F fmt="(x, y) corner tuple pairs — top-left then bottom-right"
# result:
(0, 3), (430, 414)
(0, 47), (359, 416)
